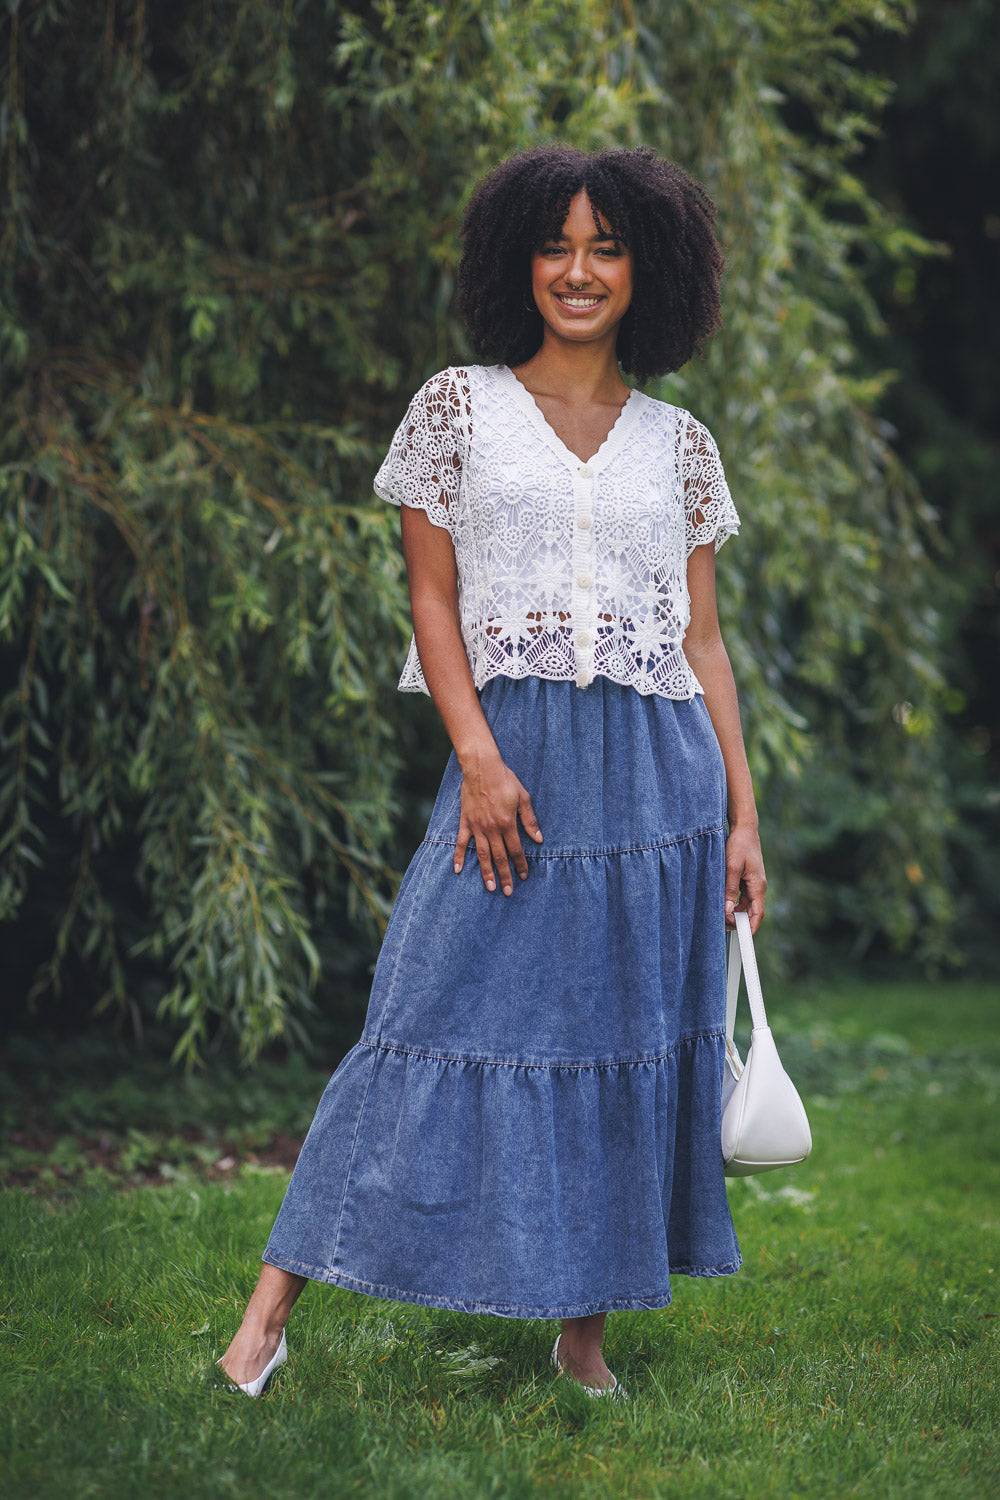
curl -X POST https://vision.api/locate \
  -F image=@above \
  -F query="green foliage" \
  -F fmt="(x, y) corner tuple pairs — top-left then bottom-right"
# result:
(0, 0), (962, 1060)
(621, 0), (953, 962)
(855, 0), (1000, 963)
(0, 1029), (331, 1189)
(2, 980), (998, 1496)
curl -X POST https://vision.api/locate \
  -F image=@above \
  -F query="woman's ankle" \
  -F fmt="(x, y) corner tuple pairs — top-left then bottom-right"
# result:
(237, 1311), (286, 1343)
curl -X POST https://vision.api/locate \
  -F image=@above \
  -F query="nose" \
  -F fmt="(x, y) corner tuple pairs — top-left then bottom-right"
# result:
(566, 247), (592, 284)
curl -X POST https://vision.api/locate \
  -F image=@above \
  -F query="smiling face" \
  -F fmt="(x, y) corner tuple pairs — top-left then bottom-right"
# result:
(529, 189), (634, 352)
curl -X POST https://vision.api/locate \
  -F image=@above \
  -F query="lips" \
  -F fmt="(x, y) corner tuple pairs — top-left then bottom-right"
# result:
(554, 293), (605, 310)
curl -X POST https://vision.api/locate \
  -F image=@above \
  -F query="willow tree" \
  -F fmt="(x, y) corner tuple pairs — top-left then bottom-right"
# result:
(0, 0), (951, 1061)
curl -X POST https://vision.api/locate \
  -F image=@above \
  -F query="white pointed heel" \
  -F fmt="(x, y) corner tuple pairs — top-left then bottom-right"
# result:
(551, 1334), (626, 1400)
(217, 1329), (287, 1397)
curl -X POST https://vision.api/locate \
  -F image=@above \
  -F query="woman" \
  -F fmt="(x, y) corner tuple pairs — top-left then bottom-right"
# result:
(218, 145), (766, 1399)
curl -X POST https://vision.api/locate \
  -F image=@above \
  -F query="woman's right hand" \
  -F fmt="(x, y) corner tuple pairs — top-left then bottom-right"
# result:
(399, 507), (543, 894)
(454, 750), (543, 896)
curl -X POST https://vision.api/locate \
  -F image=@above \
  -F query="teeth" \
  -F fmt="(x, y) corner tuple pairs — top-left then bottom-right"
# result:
(560, 296), (601, 307)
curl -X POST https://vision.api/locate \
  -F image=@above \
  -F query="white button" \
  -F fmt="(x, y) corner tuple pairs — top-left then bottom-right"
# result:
(575, 669), (593, 688)
(576, 513), (593, 531)
(576, 631), (592, 648)
(579, 464), (593, 478)
(576, 573), (592, 589)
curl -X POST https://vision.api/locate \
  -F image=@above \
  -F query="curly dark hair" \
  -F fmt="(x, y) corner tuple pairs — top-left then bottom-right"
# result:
(458, 145), (724, 382)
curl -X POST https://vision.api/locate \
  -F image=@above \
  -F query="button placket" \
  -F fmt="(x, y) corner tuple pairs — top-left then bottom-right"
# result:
(572, 464), (597, 687)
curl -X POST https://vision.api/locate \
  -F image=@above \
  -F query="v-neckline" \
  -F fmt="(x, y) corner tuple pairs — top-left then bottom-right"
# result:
(497, 365), (640, 471)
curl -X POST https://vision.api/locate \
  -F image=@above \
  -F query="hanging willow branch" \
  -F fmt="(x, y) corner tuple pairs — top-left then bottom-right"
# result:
(0, 0), (955, 1063)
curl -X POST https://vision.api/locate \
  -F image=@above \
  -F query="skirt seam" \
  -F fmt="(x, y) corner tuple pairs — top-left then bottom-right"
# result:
(328, 1042), (380, 1271)
(355, 1032), (724, 1071)
(366, 845), (427, 1045)
(421, 825), (726, 860)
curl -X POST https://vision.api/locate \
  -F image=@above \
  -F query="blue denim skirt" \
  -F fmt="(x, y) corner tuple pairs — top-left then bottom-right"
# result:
(263, 676), (741, 1318)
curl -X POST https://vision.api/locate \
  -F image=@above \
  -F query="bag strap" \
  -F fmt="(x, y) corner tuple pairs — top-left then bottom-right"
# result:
(725, 909), (769, 1042)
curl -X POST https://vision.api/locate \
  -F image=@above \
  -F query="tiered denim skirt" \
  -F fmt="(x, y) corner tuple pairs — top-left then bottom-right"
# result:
(263, 676), (741, 1318)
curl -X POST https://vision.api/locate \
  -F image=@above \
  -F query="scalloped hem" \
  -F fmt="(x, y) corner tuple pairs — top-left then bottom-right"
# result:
(260, 1250), (743, 1320)
(397, 655), (707, 701)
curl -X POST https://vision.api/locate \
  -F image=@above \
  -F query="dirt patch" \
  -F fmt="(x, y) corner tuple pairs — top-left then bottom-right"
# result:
(2, 1126), (304, 1192)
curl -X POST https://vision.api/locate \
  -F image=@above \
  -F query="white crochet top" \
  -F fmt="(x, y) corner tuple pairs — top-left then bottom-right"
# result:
(375, 364), (739, 700)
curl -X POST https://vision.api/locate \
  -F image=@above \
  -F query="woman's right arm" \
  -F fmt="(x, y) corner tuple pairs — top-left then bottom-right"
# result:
(400, 506), (543, 896)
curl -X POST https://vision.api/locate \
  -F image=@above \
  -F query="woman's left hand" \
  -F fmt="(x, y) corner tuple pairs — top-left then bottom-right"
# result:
(724, 826), (766, 934)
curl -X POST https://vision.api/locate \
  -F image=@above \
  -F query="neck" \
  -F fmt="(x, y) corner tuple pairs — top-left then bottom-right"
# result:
(513, 331), (628, 402)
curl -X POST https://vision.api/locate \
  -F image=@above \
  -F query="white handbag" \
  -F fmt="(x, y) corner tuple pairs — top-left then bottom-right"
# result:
(721, 910), (812, 1177)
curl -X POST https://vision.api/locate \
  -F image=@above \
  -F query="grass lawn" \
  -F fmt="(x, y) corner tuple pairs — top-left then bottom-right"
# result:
(1, 978), (998, 1498)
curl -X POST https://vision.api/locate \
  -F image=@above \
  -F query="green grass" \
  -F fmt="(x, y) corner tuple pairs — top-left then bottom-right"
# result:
(2, 979), (998, 1498)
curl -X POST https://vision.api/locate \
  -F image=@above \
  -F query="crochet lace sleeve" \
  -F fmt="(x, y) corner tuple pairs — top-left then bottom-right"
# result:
(681, 416), (740, 555)
(373, 368), (468, 537)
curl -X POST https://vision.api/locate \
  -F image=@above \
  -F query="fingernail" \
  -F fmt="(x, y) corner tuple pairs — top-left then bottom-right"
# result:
(519, 871), (527, 880)
(454, 863), (461, 874)
(486, 880), (495, 891)
(503, 884), (512, 896)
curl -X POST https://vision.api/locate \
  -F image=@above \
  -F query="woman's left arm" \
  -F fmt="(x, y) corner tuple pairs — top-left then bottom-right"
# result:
(683, 542), (767, 933)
